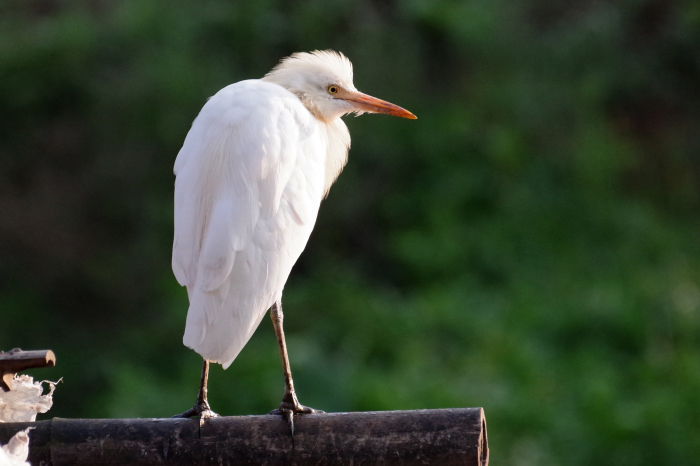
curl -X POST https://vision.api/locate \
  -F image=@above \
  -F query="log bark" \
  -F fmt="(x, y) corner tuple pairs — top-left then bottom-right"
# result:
(0, 408), (488, 466)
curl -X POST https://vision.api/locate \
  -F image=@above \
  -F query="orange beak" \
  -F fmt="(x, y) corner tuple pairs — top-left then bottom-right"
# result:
(338, 89), (417, 119)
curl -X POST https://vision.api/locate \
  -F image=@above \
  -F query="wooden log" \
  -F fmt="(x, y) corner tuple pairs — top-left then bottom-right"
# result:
(0, 408), (488, 466)
(0, 349), (56, 391)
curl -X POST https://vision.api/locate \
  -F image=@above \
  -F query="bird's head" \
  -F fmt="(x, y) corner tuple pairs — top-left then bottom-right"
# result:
(262, 50), (416, 123)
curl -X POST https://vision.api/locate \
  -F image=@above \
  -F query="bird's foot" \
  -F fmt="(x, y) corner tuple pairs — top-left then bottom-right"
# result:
(269, 400), (324, 437)
(173, 400), (219, 426)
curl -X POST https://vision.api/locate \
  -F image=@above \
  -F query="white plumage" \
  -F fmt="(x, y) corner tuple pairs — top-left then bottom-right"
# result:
(172, 50), (415, 371)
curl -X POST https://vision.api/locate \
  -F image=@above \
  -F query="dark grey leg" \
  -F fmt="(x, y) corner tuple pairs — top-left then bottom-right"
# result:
(173, 359), (219, 424)
(269, 301), (324, 435)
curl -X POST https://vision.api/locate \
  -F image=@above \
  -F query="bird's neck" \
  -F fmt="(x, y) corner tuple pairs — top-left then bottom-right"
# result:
(294, 92), (326, 122)
(321, 118), (351, 197)
(281, 88), (351, 196)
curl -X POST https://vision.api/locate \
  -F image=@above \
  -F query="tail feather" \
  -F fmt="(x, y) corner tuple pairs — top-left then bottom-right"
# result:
(183, 286), (271, 367)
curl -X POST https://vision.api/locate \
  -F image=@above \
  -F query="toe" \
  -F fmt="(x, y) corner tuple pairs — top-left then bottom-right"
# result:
(297, 404), (324, 414)
(201, 409), (219, 419)
(272, 401), (325, 417)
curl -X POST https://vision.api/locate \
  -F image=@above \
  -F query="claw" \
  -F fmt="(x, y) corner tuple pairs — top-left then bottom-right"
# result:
(270, 401), (324, 441)
(284, 409), (295, 436)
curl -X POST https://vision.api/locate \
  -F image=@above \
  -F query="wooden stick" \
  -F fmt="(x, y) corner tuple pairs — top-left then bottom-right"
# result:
(0, 408), (488, 465)
(0, 349), (56, 391)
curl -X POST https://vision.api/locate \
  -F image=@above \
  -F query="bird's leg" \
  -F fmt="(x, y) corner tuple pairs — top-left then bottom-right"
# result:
(268, 301), (324, 434)
(173, 359), (219, 424)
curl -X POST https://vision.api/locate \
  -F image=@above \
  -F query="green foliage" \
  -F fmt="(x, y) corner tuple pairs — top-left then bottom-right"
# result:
(1, 1), (700, 464)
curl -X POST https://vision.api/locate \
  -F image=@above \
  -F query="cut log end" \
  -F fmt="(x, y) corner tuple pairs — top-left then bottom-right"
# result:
(480, 413), (489, 466)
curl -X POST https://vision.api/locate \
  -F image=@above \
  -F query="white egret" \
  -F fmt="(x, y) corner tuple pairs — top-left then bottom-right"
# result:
(172, 50), (416, 428)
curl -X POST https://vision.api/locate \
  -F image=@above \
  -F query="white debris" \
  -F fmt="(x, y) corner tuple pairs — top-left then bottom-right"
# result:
(0, 428), (31, 466)
(0, 375), (58, 465)
(0, 375), (57, 423)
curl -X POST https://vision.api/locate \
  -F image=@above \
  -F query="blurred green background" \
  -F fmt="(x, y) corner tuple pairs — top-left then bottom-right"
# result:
(2, 0), (700, 464)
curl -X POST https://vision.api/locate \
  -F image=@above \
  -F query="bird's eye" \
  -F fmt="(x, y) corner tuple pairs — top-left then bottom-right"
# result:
(327, 85), (339, 95)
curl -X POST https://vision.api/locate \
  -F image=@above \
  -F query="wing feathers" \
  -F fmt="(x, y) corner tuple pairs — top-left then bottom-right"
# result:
(173, 80), (324, 366)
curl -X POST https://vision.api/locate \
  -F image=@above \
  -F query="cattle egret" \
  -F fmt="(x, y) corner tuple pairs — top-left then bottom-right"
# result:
(172, 50), (416, 429)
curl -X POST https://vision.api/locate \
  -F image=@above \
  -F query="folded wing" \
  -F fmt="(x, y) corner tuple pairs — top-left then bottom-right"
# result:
(172, 80), (317, 366)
